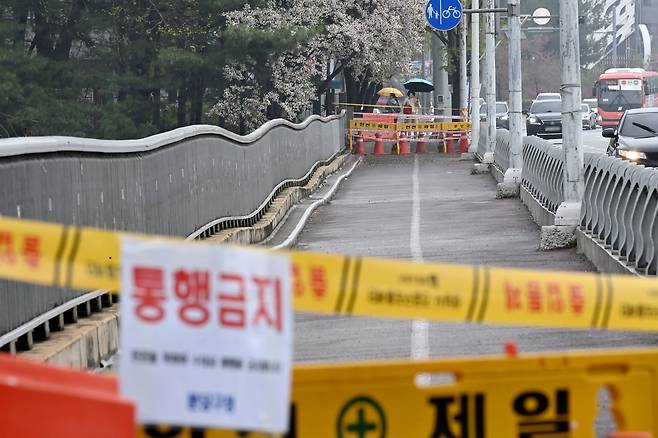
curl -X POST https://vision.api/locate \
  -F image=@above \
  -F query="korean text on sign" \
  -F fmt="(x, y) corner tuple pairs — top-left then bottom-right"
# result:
(119, 238), (293, 433)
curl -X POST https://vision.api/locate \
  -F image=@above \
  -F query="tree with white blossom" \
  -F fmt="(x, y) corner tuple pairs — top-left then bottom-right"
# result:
(208, 0), (425, 133)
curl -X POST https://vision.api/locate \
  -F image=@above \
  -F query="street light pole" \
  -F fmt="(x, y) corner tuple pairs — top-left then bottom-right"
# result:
(483, 0), (496, 163)
(555, 0), (584, 227)
(468, 0), (481, 154)
(459, 14), (468, 120)
(505, 0), (523, 183)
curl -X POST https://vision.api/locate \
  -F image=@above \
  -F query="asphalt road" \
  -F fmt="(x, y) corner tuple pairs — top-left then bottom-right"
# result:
(549, 126), (610, 155)
(292, 154), (657, 363)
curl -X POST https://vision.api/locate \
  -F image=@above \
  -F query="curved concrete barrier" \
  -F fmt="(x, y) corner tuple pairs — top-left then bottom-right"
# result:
(0, 113), (345, 337)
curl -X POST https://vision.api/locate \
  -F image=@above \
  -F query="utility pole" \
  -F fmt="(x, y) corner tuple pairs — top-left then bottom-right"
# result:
(421, 34), (428, 114)
(483, 0), (496, 163)
(468, 0), (481, 153)
(459, 14), (468, 119)
(504, 0), (523, 184)
(546, 0), (584, 245)
(432, 32), (450, 117)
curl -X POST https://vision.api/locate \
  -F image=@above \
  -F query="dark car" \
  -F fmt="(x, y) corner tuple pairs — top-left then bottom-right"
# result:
(526, 100), (562, 138)
(604, 107), (658, 166)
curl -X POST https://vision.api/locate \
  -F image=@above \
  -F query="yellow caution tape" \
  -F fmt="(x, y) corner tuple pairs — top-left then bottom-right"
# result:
(1, 216), (658, 332)
(137, 348), (658, 437)
(349, 120), (471, 132)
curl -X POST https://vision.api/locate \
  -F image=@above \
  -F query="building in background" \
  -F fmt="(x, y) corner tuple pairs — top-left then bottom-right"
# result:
(595, 0), (656, 69)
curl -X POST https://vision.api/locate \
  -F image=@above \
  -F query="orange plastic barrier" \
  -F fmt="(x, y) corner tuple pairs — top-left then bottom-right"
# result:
(0, 354), (135, 438)
(360, 113), (398, 139)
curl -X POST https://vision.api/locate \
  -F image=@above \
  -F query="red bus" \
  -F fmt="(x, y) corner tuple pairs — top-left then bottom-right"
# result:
(593, 68), (658, 127)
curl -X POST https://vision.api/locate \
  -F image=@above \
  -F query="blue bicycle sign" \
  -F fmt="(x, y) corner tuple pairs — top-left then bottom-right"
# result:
(425, 0), (463, 32)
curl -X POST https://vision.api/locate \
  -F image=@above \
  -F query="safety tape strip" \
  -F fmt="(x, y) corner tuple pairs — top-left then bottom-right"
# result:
(352, 137), (461, 143)
(349, 121), (471, 131)
(1, 216), (658, 332)
(352, 112), (468, 120)
(339, 103), (467, 114)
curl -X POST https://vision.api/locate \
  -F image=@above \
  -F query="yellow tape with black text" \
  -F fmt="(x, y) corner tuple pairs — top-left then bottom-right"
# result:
(349, 120), (470, 132)
(1, 216), (658, 332)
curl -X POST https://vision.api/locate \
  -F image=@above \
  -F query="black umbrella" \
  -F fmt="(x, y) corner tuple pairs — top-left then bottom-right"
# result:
(403, 78), (434, 93)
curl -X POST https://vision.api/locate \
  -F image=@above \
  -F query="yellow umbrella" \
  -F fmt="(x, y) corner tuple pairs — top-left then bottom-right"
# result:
(377, 87), (403, 97)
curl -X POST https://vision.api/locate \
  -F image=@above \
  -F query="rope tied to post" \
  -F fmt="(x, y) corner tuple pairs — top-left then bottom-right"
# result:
(559, 83), (583, 117)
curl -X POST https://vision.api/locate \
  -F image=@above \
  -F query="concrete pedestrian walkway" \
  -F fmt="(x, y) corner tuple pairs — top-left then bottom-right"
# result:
(291, 153), (656, 363)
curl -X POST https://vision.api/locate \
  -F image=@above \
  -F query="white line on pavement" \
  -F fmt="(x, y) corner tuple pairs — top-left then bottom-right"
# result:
(410, 155), (429, 374)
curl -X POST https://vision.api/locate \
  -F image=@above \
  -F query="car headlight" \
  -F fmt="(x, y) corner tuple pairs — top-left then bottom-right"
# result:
(528, 116), (540, 125)
(618, 150), (647, 161)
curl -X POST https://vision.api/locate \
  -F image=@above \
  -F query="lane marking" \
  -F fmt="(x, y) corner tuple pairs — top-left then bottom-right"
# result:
(410, 155), (429, 369)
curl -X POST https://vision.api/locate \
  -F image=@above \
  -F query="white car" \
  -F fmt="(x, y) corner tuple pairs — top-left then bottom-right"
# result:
(581, 104), (597, 130)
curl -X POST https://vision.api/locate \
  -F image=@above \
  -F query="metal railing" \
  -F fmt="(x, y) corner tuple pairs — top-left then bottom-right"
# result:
(493, 129), (511, 173)
(521, 136), (565, 213)
(0, 113), (345, 341)
(476, 123), (488, 160)
(581, 155), (658, 275)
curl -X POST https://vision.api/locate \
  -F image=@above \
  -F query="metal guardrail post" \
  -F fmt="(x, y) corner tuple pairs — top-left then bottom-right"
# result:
(555, 0), (585, 227)
(483, 0), (496, 165)
(504, 0), (523, 185)
(468, 0), (481, 155)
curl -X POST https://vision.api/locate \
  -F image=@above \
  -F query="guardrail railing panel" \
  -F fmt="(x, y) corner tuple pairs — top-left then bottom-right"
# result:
(0, 114), (344, 337)
(581, 153), (658, 275)
(493, 129), (510, 172)
(521, 136), (564, 213)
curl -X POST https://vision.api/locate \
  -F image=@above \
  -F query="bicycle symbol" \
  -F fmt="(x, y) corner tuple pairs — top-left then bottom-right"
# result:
(441, 6), (461, 19)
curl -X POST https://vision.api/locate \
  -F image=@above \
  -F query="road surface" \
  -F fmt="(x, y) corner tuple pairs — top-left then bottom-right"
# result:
(292, 154), (656, 363)
(549, 126), (610, 154)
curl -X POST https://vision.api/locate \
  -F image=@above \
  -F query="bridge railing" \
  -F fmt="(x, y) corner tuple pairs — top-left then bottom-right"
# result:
(493, 129), (511, 173)
(521, 136), (564, 213)
(0, 113), (345, 341)
(476, 123), (488, 160)
(581, 155), (658, 275)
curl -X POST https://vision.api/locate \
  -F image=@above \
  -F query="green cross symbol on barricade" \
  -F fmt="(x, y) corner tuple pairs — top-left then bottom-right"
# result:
(336, 396), (387, 438)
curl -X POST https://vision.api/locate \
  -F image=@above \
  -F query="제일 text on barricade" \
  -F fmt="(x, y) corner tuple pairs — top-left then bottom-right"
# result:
(119, 237), (293, 433)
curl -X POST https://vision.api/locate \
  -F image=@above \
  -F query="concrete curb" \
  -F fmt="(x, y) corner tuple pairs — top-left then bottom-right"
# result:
(576, 229), (638, 275)
(520, 185), (556, 227)
(539, 225), (577, 250)
(471, 163), (490, 175)
(270, 158), (361, 250)
(496, 182), (520, 199)
(491, 164), (505, 183)
(18, 306), (119, 369)
(205, 153), (350, 245)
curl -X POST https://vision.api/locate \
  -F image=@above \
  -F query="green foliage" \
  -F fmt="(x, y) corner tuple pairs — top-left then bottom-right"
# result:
(0, 0), (296, 138)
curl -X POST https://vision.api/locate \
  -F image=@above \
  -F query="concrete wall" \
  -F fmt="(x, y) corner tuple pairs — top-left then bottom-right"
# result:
(0, 114), (345, 336)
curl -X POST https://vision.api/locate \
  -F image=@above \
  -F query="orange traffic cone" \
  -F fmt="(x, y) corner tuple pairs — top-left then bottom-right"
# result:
(373, 133), (385, 155)
(416, 133), (427, 154)
(355, 136), (366, 155)
(398, 134), (410, 155)
(459, 131), (470, 152)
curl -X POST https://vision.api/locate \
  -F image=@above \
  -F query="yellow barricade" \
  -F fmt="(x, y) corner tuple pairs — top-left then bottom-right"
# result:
(138, 348), (658, 437)
(2, 216), (658, 332)
(349, 120), (471, 133)
(349, 120), (398, 131)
